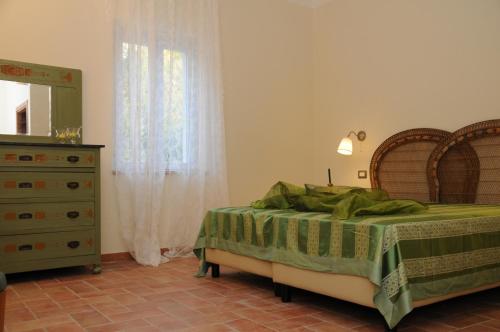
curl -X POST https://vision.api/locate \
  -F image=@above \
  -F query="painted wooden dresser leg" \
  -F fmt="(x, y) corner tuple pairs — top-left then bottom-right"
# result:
(384, 320), (398, 331)
(92, 264), (102, 274)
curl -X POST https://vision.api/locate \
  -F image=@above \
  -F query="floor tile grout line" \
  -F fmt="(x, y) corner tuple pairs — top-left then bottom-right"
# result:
(4, 259), (500, 332)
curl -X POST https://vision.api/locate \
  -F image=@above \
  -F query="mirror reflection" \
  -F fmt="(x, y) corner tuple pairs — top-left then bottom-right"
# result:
(0, 80), (51, 136)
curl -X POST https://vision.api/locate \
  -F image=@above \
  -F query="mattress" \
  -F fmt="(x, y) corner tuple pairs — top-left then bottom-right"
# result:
(194, 204), (500, 327)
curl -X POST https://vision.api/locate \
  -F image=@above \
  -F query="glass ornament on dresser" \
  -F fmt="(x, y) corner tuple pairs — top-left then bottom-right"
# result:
(54, 127), (82, 144)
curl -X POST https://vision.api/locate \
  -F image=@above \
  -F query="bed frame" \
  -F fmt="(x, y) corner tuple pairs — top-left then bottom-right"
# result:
(205, 120), (500, 331)
(370, 128), (450, 203)
(428, 119), (500, 204)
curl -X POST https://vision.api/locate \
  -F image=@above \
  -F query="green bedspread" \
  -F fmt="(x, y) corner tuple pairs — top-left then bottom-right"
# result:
(250, 181), (427, 219)
(194, 204), (500, 328)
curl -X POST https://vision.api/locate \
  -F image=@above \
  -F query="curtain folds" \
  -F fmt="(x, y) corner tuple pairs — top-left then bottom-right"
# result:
(113, 0), (229, 266)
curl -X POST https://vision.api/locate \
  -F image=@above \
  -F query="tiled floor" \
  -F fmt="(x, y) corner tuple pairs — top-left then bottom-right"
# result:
(3, 257), (500, 332)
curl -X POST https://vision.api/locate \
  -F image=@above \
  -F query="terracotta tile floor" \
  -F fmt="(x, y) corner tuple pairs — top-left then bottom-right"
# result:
(3, 257), (500, 332)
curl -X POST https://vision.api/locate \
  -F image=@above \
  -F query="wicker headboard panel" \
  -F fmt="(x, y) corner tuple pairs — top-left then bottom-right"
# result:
(370, 128), (450, 202)
(428, 120), (500, 204)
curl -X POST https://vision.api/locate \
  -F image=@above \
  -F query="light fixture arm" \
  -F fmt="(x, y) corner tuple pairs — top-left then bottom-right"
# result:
(337, 129), (367, 156)
(347, 130), (367, 142)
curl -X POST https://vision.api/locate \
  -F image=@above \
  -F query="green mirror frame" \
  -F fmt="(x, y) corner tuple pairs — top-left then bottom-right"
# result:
(0, 59), (82, 144)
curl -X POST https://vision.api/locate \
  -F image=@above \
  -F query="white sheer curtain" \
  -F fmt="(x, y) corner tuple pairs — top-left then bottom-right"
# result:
(113, 0), (229, 266)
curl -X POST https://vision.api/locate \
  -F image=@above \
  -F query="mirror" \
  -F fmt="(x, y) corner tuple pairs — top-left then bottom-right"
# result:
(0, 80), (51, 136)
(0, 59), (82, 144)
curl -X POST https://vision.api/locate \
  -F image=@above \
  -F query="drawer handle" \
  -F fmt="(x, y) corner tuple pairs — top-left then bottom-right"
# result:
(19, 213), (33, 220)
(67, 211), (80, 219)
(67, 182), (80, 189)
(19, 155), (33, 161)
(18, 182), (33, 189)
(67, 241), (80, 249)
(67, 155), (80, 163)
(18, 244), (33, 251)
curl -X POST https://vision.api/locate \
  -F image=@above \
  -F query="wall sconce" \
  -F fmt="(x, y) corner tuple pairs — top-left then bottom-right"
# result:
(337, 130), (367, 155)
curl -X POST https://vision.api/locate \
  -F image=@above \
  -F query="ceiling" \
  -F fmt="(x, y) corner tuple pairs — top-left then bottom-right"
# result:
(287, 0), (333, 8)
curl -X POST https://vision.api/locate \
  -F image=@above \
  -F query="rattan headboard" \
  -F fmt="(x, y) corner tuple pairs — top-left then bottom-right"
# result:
(370, 128), (450, 202)
(428, 119), (500, 204)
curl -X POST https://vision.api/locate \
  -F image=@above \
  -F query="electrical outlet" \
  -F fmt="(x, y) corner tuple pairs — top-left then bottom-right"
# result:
(358, 170), (367, 179)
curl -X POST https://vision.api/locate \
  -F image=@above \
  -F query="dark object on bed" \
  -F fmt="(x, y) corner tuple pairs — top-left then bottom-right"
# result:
(370, 128), (450, 202)
(429, 119), (500, 204)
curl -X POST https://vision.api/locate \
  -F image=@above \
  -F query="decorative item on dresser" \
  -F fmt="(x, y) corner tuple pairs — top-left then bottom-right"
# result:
(0, 59), (104, 274)
(0, 142), (104, 274)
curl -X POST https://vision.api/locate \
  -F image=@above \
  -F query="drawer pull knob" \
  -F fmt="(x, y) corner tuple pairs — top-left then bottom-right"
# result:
(19, 182), (33, 189)
(67, 182), (79, 189)
(67, 211), (80, 219)
(19, 213), (33, 219)
(19, 155), (33, 161)
(67, 241), (80, 249)
(18, 244), (33, 251)
(67, 156), (80, 163)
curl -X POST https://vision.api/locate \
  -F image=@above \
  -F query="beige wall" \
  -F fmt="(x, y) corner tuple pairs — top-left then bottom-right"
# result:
(312, 0), (500, 187)
(28, 84), (51, 136)
(0, 0), (314, 253)
(219, 0), (314, 205)
(0, 81), (29, 135)
(2, 0), (499, 254)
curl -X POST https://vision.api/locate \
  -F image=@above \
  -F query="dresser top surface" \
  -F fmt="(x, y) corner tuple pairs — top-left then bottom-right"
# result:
(0, 142), (105, 149)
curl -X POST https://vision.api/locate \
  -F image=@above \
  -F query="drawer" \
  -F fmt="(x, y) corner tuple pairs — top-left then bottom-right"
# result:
(0, 147), (96, 168)
(0, 230), (96, 263)
(0, 202), (95, 234)
(0, 172), (94, 199)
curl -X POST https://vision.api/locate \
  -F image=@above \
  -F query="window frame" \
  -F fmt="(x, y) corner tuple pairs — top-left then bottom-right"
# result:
(117, 39), (190, 173)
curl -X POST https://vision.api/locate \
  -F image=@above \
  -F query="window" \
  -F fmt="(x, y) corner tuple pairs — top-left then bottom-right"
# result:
(120, 43), (187, 170)
(162, 49), (187, 169)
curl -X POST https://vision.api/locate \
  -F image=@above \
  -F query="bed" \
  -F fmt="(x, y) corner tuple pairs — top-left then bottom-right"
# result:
(194, 121), (500, 330)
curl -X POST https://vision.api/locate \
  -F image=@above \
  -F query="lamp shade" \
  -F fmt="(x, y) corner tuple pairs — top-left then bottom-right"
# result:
(337, 137), (353, 155)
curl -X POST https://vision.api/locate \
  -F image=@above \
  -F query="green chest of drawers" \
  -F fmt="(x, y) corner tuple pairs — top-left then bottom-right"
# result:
(0, 142), (104, 274)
